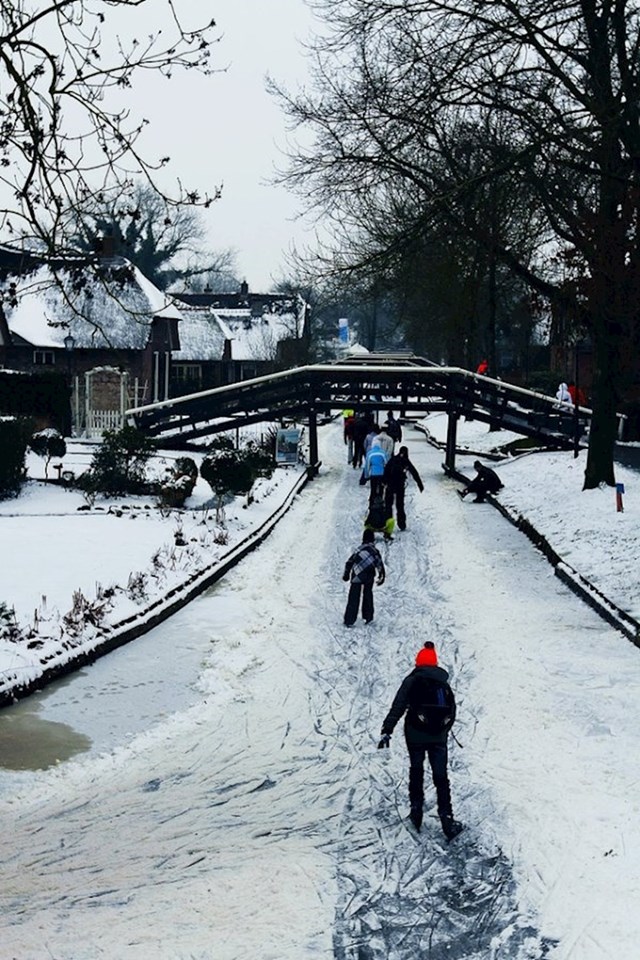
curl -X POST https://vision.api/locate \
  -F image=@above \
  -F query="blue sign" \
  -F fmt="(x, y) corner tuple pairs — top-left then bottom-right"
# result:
(276, 428), (301, 465)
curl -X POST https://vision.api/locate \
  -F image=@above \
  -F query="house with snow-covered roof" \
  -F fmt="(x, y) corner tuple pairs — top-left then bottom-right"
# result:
(0, 249), (311, 435)
(0, 246), (183, 435)
(170, 281), (310, 395)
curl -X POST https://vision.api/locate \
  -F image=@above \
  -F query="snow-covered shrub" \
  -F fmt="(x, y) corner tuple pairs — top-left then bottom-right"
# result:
(200, 437), (274, 517)
(126, 571), (149, 603)
(157, 456), (198, 509)
(62, 590), (109, 637)
(80, 425), (155, 496)
(242, 439), (274, 482)
(29, 428), (67, 481)
(0, 602), (22, 643)
(200, 437), (242, 522)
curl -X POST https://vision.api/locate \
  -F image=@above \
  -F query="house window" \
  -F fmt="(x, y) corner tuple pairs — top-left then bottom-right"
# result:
(172, 363), (202, 385)
(33, 350), (55, 365)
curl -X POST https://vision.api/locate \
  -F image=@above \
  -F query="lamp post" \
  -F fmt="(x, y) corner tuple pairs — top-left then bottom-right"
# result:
(63, 333), (75, 374)
(63, 333), (76, 436)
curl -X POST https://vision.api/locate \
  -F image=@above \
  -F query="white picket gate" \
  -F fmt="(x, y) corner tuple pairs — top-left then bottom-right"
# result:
(86, 408), (124, 437)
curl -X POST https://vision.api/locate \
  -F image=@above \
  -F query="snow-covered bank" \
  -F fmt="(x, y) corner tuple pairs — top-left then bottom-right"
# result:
(0, 446), (308, 704)
(421, 412), (640, 630)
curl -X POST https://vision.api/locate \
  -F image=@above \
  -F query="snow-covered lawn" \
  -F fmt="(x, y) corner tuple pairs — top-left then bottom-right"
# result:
(0, 442), (306, 699)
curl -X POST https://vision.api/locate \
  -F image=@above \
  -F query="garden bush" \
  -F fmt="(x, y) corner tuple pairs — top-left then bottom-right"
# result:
(80, 425), (156, 497)
(200, 436), (275, 519)
(29, 428), (67, 480)
(157, 456), (199, 509)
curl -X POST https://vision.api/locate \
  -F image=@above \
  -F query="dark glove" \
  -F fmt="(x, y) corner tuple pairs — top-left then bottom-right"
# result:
(378, 733), (391, 749)
(377, 576), (385, 586)
(342, 570), (349, 582)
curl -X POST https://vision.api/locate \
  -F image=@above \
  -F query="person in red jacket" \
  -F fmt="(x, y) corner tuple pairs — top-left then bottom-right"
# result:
(476, 358), (489, 375)
(378, 642), (463, 840)
(567, 382), (587, 407)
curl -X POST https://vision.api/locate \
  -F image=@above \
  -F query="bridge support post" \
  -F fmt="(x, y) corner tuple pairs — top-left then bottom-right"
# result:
(308, 407), (320, 477)
(444, 412), (458, 474)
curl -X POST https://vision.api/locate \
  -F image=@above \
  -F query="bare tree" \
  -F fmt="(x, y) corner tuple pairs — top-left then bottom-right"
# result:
(275, 0), (640, 487)
(70, 182), (236, 290)
(0, 0), (220, 254)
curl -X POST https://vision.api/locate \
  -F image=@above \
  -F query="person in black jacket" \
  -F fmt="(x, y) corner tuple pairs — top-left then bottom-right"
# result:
(378, 642), (463, 840)
(351, 414), (373, 470)
(383, 446), (424, 531)
(458, 460), (503, 503)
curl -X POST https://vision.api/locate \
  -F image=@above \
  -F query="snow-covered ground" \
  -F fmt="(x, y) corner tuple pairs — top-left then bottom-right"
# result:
(0, 418), (639, 958)
(0, 443), (306, 699)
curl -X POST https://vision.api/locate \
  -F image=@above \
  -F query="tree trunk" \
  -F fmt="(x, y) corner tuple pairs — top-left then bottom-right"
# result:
(583, 326), (618, 488)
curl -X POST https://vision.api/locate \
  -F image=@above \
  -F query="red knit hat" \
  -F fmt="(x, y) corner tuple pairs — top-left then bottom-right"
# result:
(415, 642), (438, 667)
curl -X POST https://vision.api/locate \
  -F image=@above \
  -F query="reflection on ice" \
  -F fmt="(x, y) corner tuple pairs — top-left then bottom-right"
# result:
(0, 711), (91, 770)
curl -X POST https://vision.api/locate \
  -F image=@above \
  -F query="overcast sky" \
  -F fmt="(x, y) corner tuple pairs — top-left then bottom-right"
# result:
(137, 1), (319, 292)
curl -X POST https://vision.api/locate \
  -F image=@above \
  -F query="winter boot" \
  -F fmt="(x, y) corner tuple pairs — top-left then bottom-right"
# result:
(410, 803), (423, 831)
(440, 815), (464, 841)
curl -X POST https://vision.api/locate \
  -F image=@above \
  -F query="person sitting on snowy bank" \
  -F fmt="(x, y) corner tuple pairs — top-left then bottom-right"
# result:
(378, 642), (463, 840)
(555, 381), (573, 406)
(458, 460), (503, 503)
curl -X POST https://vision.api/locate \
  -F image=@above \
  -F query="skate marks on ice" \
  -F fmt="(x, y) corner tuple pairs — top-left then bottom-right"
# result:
(320, 430), (555, 959)
(331, 785), (557, 960)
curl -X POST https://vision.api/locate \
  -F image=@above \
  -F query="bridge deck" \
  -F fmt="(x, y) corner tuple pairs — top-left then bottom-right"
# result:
(127, 363), (585, 461)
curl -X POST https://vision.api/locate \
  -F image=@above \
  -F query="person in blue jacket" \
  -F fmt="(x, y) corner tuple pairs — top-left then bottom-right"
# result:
(363, 436), (388, 498)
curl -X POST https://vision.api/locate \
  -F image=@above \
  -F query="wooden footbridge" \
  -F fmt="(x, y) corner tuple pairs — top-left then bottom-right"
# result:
(126, 354), (586, 473)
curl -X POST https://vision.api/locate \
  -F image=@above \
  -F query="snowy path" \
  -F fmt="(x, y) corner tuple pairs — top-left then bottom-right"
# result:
(1, 424), (640, 958)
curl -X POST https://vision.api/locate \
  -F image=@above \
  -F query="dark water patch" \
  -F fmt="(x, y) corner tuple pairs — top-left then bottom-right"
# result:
(0, 711), (92, 770)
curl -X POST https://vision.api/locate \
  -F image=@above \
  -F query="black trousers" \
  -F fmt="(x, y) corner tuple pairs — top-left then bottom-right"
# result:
(353, 439), (366, 468)
(344, 580), (374, 625)
(369, 475), (384, 498)
(406, 741), (452, 818)
(384, 484), (406, 529)
(466, 477), (498, 501)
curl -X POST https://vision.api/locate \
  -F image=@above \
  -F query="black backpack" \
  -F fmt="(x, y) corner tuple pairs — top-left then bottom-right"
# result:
(408, 676), (455, 734)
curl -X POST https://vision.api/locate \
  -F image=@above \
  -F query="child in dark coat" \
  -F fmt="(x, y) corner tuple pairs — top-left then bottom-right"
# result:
(342, 529), (385, 626)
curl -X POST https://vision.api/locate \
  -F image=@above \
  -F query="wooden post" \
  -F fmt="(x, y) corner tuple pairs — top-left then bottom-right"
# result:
(445, 411), (458, 473)
(308, 406), (319, 477)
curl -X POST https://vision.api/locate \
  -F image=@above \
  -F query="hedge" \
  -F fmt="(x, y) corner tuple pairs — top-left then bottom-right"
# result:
(0, 417), (32, 498)
(0, 370), (70, 432)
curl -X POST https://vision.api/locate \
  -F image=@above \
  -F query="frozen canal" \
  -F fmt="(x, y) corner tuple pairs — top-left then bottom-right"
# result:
(0, 424), (633, 959)
(0, 579), (239, 781)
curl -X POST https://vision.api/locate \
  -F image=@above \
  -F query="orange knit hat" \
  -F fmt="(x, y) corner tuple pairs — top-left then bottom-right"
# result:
(415, 642), (438, 667)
